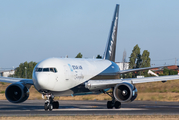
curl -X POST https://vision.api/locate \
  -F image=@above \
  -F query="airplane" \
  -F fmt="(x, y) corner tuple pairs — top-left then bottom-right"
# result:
(1, 4), (179, 111)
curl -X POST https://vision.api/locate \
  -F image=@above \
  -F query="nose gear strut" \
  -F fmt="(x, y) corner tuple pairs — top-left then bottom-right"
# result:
(43, 94), (59, 111)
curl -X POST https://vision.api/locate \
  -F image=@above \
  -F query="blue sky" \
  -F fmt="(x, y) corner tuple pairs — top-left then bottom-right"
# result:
(0, 0), (179, 68)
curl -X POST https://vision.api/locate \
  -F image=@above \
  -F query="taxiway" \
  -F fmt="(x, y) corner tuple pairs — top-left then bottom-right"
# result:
(0, 100), (179, 116)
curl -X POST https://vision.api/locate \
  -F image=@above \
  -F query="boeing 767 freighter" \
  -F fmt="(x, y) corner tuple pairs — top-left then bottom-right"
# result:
(1, 4), (179, 111)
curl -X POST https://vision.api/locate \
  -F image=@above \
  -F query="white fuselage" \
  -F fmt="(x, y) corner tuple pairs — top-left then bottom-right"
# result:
(32, 58), (119, 96)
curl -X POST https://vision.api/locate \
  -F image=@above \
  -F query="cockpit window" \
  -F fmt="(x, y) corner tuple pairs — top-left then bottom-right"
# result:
(54, 68), (57, 73)
(50, 68), (54, 72)
(35, 68), (42, 72)
(35, 67), (57, 73)
(43, 68), (49, 72)
(50, 68), (58, 73)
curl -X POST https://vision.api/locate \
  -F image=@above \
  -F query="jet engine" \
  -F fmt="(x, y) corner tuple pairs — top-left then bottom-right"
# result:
(5, 82), (29, 103)
(113, 83), (137, 102)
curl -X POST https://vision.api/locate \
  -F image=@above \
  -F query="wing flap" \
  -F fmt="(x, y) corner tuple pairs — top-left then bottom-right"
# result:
(128, 75), (179, 84)
(119, 65), (172, 74)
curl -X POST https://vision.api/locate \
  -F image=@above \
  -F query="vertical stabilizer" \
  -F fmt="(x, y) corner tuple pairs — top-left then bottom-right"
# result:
(103, 4), (119, 62)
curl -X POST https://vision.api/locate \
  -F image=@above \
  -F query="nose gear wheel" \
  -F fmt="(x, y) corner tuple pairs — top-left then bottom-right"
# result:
(43, 94), (59, 111)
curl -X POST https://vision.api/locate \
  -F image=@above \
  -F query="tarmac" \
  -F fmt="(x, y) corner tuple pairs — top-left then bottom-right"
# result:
(0, 100), (179, 116)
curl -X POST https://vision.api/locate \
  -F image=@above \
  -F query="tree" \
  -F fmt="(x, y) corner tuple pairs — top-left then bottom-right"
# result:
(128, 45), (151, 78)
(127, 45), (141, 78)
(137, 50), (151, 76)
(160, 68), (178, 76)
(96, 54), (102, 59)
(129, 44), (140, 69)
(163, 68), (169, 75)
(136, 54), (142, 68)
(14, 61), (37, 79)
(141, 50), (151, 68)
(122, 50), (127, 70)
(75, 52), (83, 58)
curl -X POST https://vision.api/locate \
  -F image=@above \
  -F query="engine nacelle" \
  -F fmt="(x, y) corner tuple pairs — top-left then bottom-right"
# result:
(113, 83), (137, 102)
(5, 82), (29, 103)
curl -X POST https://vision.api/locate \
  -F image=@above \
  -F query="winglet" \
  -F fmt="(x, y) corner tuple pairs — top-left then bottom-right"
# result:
(103, 4), (120, 62)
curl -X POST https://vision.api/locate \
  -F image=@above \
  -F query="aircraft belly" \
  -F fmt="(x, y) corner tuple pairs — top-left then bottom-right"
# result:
(50, 85), (102, 96)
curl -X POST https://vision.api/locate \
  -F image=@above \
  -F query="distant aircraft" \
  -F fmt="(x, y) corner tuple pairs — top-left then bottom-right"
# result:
(0, 4), (179, 111)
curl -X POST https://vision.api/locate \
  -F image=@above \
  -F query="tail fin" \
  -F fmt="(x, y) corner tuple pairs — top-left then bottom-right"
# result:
(103, 4), (119, 62)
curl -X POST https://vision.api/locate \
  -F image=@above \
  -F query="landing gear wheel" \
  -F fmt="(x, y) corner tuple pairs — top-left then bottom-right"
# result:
(114, 101), (121, 109)
(104, 88), (122, 109)
(52, 101), (59, 109)
(107, 101), (113, 109)
(49, 104), (53, 111)
(44, 102), (48, 111)
(43, 94), (58, 111)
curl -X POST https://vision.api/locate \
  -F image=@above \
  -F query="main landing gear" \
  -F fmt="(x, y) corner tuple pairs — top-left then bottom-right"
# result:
(104, 90), (121, 109)
(107, 99), (121, 109)
(43, 94), (59, 111)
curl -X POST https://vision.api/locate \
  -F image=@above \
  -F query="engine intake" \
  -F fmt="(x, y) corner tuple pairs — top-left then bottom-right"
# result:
(113, 83), (137, 102)
(5, 82), (29, 103)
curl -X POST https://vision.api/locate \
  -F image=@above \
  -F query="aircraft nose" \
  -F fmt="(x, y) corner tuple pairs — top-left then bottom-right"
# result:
(35, 73), (49, 90)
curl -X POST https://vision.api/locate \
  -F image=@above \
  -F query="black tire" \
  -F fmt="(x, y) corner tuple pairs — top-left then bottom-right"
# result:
(53, 101), (59, 109)
(44, 102), (48, 111)
(114, 101), (121, 109)
(49, 104), (53, 111)
(107, 101), (113, 109)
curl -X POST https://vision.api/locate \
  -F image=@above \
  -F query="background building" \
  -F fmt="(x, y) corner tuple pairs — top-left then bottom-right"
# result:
(0, 70), (15, 77)
(116, 62), (129, 70)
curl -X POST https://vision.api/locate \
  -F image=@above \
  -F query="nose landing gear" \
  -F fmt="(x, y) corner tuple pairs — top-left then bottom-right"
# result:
(43, 94), (59, 111)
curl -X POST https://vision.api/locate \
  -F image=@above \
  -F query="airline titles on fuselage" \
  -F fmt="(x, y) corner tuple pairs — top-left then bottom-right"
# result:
(72, 65), (83, 70)
(68, 64), (84, 80)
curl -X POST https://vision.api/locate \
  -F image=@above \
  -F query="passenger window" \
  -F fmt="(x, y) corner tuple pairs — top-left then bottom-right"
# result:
(43, 68), (49, 72)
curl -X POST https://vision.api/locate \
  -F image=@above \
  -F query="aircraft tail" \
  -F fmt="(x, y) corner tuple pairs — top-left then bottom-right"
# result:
(103, 4), (119, 62)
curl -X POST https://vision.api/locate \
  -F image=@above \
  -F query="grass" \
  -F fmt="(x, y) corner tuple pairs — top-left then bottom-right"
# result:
(135, 80), (179, 93)
(1, 79), (179, 101)
(0, 91), (5, 94)
(1, 82), (5, 85)
(1, 115), (179, 120)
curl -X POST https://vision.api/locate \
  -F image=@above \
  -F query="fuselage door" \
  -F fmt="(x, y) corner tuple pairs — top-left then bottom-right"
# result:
(64, 65), (70, 81)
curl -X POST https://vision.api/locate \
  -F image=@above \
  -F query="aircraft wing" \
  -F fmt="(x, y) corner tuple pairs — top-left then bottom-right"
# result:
(118, 65), (170, 74)
(0, 77), (33, 85)
(85, 75), (179, 90)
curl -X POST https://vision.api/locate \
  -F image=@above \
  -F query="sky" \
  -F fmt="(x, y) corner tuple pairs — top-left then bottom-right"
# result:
(0, 0), (179, 69)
